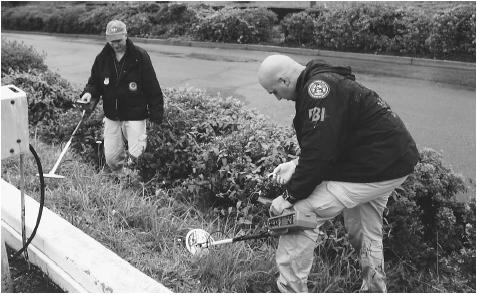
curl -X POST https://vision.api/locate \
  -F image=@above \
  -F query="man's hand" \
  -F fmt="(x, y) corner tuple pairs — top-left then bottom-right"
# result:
(269, 195), (293, 216)
(77, 92), (97, 118)
(78, 92), (92, 104)
(271, 161), (297, 185)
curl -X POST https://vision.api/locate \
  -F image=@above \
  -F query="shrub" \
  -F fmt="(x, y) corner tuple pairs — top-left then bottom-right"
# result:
(426, 4), (476, 61)
(136, 88), (297, 201)
(148, 3), (202, 37)
(123, 12), (153, 38)
(1, 69), (76, 126)
(77, 3), (125, 35)
(313, 6), (359, 51)
(1, 39), (47, 73)
(396, 8), (432, 56)
(2, 2), (475, 60)
(281, 11), (317, 46)
(239, 8), (277, 42)
(313, 4), (403, 52)
(42, 6), (87, 33)
(182, 113), (297, 206)
(192, 7), (277, 44)
(384, 148), (475, 291)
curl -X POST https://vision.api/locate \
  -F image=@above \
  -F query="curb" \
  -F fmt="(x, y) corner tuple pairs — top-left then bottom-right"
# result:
(4, 30), (475, 71)
(1, 179), (171, 293)
(2, 222), (88, 293)
(135, 37), (475, 71)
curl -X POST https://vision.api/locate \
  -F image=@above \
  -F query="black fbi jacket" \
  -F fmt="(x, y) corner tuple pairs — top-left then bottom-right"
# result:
(285, 60), (419, 203)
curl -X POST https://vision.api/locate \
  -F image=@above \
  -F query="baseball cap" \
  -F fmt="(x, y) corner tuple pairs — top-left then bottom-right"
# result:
(106, 20), (127, 42)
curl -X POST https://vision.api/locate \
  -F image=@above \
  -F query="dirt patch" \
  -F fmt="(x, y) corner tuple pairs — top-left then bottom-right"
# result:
(6, 246), (65, 293)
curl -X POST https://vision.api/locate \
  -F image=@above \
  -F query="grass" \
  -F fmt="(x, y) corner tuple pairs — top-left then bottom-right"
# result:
(2, 139), (471, 292)
(1, 140), (280, 292)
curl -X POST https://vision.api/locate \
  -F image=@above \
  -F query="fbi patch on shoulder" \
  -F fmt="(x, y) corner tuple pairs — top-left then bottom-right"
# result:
(308, 80), (329, 99)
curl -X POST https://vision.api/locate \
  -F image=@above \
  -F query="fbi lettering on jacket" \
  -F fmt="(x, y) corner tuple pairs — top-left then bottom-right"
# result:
(308, 107), (326, 123)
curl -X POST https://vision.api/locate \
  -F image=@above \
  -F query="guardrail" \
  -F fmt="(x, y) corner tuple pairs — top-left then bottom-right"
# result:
(1, 179), (171, 293)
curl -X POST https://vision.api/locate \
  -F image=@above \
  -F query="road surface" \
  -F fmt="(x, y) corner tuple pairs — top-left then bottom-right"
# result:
(2, 32), (475, 197)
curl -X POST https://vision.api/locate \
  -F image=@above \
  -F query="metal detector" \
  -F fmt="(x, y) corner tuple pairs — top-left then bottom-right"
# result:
(183, 198), (318, 256)
(38, 109), (86, 179)
(185, 228), (272, 256)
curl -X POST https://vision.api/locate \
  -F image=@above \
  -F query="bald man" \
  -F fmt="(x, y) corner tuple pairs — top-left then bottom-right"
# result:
(258, 55), (419, 292)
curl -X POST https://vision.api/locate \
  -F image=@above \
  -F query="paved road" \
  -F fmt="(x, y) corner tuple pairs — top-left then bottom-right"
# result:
(3, 33), (475, 194)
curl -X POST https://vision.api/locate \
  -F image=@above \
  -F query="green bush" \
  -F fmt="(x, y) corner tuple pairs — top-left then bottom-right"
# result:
(384, 148), (475, 291)
(122, 12), (153, 38)
(312, 4), (409, 53)
(426, 4), (476, 60)
(281, 11), (317, 46)
(43, 6), (87, 33)
(1, 69), (76, 126)
(2, 2), (475, 60)
(395, 8), (432, 55)
(1, 39), (47, 73)
(76, 3), (125, 35)
(137, 88), (297, 205)
(148, 3), (202, 37)
(240, 7), (278, 42)
(192, 7), (277, 43)
(278, 2), (475, 61)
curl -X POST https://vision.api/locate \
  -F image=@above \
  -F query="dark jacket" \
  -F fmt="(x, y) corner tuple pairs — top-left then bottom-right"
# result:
(286, 60), (419, 203)
(82, 38), (163, 123)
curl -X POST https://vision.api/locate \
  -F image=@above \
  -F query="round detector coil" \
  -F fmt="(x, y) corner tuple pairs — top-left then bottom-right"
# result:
(185, 229), (214, 256)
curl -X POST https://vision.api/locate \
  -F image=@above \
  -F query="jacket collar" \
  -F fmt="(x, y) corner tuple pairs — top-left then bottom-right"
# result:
(295, 60), (355, 106)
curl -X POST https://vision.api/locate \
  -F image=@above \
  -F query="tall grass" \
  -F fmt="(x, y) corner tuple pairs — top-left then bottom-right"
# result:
(2, 139), (467, 292)
(1, 141), (277, 292)
(1, 139), (373, 292)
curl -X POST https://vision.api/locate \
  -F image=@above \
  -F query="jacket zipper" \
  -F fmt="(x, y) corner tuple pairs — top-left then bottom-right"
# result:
(112, 55), (125, 115)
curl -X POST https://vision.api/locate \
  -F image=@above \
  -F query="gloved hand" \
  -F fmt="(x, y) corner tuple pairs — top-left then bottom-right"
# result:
(269, 194), (293, 216)
(271, 161), (297, 185)
(79, 92), (91, 104)
(76, 92), (97, 117)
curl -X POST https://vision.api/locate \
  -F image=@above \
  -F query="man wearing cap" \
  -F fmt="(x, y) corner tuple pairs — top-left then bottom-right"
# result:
(257, 55), (419, 292)
(79, 20), (164, 173)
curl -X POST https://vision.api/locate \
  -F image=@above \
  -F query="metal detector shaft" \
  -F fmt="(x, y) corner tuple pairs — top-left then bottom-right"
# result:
(232, 232), (271, 242)
(43, 110), (86, 177)
(203, 232), (271, 248)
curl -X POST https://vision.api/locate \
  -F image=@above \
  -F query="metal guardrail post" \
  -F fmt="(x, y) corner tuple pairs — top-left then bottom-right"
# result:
(1, 234), (13, 292)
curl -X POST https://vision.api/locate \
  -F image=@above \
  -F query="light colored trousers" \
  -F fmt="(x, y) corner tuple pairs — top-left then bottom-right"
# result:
(103, 117), (147, 171)
(276, 176), (407, 293)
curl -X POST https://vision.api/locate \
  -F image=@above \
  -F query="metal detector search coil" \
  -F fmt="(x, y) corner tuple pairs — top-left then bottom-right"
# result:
(185, 229), (214, 256)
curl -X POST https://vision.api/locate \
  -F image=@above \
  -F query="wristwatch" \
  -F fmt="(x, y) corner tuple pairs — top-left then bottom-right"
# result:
(283, 189), (297, 203)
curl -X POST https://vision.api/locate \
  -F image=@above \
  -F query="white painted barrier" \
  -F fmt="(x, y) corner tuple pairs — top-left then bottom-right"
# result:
(1, 179), (171, 293)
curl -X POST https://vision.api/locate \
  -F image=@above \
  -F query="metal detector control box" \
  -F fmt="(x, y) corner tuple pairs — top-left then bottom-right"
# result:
(268, 210), (318, 231)
(1, 85), (29, 160)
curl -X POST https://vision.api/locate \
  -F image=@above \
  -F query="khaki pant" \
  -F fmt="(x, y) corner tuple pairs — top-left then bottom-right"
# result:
(103, 117), (147, 171)
(275, 176), (407, 293)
